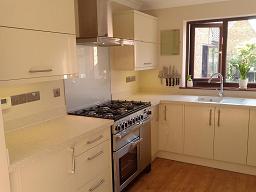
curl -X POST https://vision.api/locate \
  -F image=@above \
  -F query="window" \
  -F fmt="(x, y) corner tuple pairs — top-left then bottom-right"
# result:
(186, 16), (256, 88)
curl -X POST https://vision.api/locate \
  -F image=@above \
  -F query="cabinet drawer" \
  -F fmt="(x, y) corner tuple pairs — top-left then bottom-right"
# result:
(73, 140), (112, 190)
(77, 172), (112, 192)
(0, 27), (77, 81)
(74, 128), (110, 156)
(0, 0), (75, 34)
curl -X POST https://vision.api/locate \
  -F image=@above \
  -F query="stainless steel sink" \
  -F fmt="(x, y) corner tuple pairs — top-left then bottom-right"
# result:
(197, 96), (223, 103)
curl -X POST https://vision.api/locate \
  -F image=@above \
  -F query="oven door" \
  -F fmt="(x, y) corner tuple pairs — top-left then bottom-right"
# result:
(113, 137), (143, 192)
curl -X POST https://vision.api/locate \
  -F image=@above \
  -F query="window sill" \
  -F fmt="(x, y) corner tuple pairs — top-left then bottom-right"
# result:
(180, 86), (256, 92)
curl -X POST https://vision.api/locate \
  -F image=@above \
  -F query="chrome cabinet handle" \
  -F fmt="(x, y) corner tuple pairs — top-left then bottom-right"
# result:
(69, 147), (75, 174)
(29, 69), (53, 73)
(144, 62), (152, 65)
(89, 179), (105, 192)
(87, 151), (104, 161)
(164, 105), (167, 121)
(87, 135), (103, 145)
(209, 109), (212, 126)
(217, 109), (221, 127)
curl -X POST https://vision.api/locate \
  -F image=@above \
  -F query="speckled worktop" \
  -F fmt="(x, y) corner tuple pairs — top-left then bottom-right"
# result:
(5, 115), (113, 170)
(113, 93), (256, 108)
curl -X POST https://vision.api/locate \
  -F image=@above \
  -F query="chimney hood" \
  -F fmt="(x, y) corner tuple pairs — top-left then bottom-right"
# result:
(75, 0), (134, 46)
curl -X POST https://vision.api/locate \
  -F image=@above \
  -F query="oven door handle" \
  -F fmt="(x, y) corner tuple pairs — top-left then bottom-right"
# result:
(130, 138), (143, 148)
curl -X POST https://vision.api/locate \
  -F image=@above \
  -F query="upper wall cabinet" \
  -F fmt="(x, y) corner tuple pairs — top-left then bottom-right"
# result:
(0, 27), (77, 81)
(112, 10), (158, 71)
(111, 41), (158, 71)
(0, 0), (75, 34)
(113, 10), (158, 43)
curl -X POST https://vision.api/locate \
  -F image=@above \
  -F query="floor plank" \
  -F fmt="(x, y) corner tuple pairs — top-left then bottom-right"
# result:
(126, 158), (256, 192)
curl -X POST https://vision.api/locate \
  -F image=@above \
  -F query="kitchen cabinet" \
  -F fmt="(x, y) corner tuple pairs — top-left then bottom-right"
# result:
(158, 103), (184, 154)
(151, 105), (159, 159)
(0, 27), (77, 81)
(0, 0), (75, 34)
(111, 41), (158, 71)
(0, 110), (10, 192)
(184, 104), (214, 159)
(10, 127), (113, 192)
(10, 148), (74, 192)
(248, 109), (256, 166)
(113, 10), (158, 43)
(112, 10), (158, 71)
(214, 106), (249, 164)
(73, 140), (112, 191)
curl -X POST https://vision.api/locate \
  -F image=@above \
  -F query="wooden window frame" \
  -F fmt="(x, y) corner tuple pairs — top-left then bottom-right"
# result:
(186, 16), (256, 88)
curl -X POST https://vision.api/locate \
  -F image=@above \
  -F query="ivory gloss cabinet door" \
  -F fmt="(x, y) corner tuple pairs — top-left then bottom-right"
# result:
(184, 104), (214, 159)
(0, 0), (75, 34)
(159, 103), (184, 154)
(0, 27), (77, 81)
(247, 109), (256, 166)
(0, 109), (11, 192)
(214, 106), (249, 164)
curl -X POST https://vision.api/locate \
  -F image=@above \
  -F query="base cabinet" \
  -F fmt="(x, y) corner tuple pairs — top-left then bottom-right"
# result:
(248, 109), (256, 166)
(184, 104), (214, 159)
(10, 134), (112, 192)
(159, 102), (251, 167)
(151, 105), (159, 159)
(214, 106), (249, 164)
(10, 149), (74, 192)
(159, 103), (184, 154)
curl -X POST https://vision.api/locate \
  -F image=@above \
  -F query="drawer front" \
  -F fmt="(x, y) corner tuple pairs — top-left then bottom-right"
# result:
(74, 128), (110, 156)
(0, 27), (77, 81)
(73, 140), (112, 189)
(77, 172), (112, 192)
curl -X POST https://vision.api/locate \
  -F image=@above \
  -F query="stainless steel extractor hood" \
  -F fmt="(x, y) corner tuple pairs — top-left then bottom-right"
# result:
(75, 0), (134, 46)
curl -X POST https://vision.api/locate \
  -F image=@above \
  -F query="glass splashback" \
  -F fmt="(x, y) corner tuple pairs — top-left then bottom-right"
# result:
(64, 45), (111, 112)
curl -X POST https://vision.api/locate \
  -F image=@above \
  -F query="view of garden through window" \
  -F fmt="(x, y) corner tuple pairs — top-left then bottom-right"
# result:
(194, 27), (220, 78)
(189, 17), (256, 87)
(226, 19), (256, 83)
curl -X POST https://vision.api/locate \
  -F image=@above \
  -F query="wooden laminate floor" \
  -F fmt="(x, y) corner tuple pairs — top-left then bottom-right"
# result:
(126, 158), (256, 192)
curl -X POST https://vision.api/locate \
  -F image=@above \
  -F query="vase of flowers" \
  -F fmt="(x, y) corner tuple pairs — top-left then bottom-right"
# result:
(187, 75), (193, 87)
(230, 44), (256, 90)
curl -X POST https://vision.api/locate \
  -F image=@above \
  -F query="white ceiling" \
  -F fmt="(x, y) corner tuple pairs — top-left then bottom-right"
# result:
(136, 0), (233, 10)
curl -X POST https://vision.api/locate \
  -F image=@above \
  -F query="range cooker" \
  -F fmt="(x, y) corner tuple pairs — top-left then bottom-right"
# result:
(69, 100), (152, 192)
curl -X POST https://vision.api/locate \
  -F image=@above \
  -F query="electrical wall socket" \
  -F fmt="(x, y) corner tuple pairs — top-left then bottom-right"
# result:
(11, 91), (40, 106)
(126, 76), (136, 83)
(53, 88), (61, 97)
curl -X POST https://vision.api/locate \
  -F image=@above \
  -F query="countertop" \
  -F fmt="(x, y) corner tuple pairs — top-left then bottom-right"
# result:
(5, 115), (113, 170)
(113, 93), (256, 108)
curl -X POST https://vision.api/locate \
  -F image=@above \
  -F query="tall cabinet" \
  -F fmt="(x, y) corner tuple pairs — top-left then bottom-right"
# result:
(111, 10), (158, 71)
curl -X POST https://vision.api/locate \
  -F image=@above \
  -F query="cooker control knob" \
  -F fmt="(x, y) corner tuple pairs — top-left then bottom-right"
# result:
(121, 123), (125, 129)
(124, 122), (128, 128)
(140, 114), (144, 120)
(116, 125), (121, 131)
(147, 111), (152, 115)
(132, 118), (135, 124)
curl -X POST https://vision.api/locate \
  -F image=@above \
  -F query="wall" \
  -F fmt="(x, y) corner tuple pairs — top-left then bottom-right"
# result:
(139, 0), (256, 98)
(0, 80), (66, 132)
(111, 69), (139, 97)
